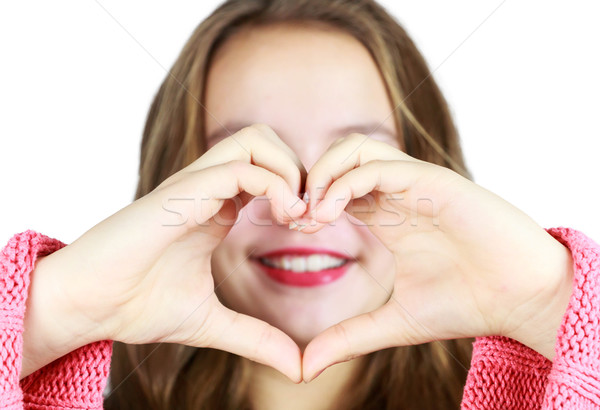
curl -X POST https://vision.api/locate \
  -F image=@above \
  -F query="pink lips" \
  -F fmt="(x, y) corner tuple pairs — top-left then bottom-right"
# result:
(252, 247), (353, 287)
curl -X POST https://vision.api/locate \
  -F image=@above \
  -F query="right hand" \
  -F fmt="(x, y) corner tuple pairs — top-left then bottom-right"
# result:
(23, 124), (307, 382)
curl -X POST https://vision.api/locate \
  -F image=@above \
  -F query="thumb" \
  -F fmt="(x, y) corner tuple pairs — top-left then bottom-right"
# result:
(205, 303), (303, 383)
(302, 302), (415, 382)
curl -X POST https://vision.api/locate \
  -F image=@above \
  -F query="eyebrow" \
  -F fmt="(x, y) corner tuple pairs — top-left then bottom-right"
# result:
(205, 121), (398, 143)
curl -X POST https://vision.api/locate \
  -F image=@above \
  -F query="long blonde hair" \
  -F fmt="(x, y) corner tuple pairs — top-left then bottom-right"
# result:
(105, 1), (474, 408)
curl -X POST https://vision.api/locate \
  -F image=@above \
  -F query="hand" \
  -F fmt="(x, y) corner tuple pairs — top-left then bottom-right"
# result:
(22, 124), (307, 382)
(299, 134), (574, 381)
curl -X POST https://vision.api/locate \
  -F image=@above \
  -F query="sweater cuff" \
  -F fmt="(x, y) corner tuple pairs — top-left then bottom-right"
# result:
(542, 227), (600, 408)
(462, 335), (552, 409)
(19, 339), (112, 409)
(0, 230), (112, 410)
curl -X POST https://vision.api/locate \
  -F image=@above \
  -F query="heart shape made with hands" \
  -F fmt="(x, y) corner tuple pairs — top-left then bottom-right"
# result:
(199, 129), (456, 383)
(187, 130), (425, 384)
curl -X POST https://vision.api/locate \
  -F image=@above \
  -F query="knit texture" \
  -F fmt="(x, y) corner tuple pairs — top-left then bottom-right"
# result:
(0, 230), (112, 409)
(0, 228), (598, 409)
(461, 227), (600, 409)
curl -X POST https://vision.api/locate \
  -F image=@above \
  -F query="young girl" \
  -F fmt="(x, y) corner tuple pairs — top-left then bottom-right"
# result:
(2, 0), (599, 409)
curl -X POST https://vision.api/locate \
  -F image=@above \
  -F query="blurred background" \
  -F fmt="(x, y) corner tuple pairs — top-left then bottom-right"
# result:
(1, 0), (599, 245)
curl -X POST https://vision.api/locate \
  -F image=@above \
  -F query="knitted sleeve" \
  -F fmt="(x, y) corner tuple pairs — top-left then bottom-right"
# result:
(0, 230), (112, 410)
(461, 227), (600, 409)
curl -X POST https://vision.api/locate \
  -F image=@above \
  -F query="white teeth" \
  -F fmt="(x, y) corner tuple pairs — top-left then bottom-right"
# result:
(260, 254), (347, 273)
(306, 254), (321, 271)
(291, 257), (306, 272)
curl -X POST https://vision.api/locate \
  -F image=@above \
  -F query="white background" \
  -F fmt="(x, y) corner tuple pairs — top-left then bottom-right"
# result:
(1, 1), (599, 247)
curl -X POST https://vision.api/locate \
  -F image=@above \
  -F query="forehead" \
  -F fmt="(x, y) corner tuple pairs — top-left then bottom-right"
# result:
(204, 22), (398, 146)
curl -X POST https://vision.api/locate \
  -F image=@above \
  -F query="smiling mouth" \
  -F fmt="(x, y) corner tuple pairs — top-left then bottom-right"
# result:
(251, 250), (353, 287)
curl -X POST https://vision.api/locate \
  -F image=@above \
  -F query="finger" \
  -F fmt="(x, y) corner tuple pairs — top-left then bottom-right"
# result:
(302, 302), (403, 382)
(171, 160), (306, 227)
(311, 160), (429, 223)
(255, 124), (308, 195)
(207, 303), (302, 383)
(188, 123), (307, 196)
(305, 134), (410, 211)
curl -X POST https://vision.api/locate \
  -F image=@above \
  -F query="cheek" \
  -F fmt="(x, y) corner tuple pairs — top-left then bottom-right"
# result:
(209, 200), (267, 279)
(351, 215), (396, 288)
(209, 218), (256, 312)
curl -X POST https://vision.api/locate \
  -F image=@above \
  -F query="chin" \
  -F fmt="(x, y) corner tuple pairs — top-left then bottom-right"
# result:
(265, 307), (346, 348)
(244, 286), (371, 350)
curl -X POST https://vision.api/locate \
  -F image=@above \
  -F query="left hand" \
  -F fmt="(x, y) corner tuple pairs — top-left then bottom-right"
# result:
(298, 134), (574, 382)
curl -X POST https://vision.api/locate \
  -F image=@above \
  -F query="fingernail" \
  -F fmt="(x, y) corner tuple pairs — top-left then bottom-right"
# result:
(302, 191), (310, 204)
(289, 221), (298, 230)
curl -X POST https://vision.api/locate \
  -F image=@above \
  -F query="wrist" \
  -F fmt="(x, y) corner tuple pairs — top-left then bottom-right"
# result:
(21, 248), (110, 379)
(503, 237), (574, 361)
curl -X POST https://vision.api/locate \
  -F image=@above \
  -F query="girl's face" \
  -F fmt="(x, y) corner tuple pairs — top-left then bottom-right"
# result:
(205, 22), (398, 348)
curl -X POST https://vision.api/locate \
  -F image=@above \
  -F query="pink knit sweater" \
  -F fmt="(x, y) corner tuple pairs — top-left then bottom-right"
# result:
(0, 228), (598, 409)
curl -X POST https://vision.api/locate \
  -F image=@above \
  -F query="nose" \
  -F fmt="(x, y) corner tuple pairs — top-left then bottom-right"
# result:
(292, 142), (325, 174)
(276, 125), (331, 174)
